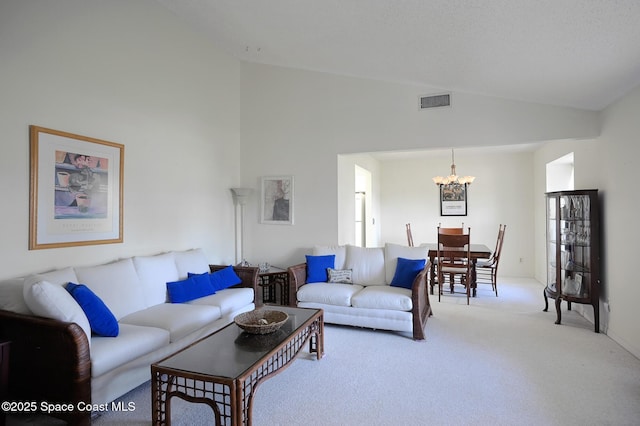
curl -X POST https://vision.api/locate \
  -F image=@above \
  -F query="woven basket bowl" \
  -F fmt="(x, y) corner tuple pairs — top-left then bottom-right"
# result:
(234, 309), (289, 334)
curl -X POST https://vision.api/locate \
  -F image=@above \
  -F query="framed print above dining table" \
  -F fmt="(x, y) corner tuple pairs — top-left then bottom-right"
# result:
(440, 183), (467, 216)
(29, 125), (124, 249)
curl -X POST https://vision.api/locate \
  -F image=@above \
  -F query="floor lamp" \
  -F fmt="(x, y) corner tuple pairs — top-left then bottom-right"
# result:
(230, 188), (253, 265)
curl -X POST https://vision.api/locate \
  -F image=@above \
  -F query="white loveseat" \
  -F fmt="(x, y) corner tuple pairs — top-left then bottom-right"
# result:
(0, 248), (257, 425)
(288, 244), (432, 340)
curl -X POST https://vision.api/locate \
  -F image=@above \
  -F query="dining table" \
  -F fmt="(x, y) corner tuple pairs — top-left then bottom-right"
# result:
(423, 243), (492, 297)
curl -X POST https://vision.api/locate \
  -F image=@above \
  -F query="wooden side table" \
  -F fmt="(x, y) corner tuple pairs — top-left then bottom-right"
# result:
(258, 267), (290, 305)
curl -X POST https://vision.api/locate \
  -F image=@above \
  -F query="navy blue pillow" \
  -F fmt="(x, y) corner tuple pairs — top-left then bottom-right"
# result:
(390, 257), (426, 289)
(305, 254), (335, 283)
(66, 282), (119, 337)
(210, 265), (242, 291)
(167, 273), (215, 303)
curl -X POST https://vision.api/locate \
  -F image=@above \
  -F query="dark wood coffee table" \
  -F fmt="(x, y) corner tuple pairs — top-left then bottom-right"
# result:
(151, 306), (323, 425)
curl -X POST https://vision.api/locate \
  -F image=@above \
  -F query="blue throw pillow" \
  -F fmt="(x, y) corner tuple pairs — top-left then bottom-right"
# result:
(305, 254), (335, 283)
(209, 265), (242, 291)
(187, 271), (216, 288)
(66, 282), (119, 337)
(390, 257), (426, 289)
(167, 273), (215, 303)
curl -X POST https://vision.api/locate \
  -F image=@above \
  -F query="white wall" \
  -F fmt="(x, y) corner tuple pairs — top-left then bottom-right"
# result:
(377, 150), (534, 277)
(0, 0), (242, 279)
(240, 62), (598, 268)
(599, 85), (640, 357)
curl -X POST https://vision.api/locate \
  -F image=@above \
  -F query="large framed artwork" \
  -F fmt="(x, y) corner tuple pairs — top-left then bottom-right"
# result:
(29, 125), (124, 249)
(440, 183), (467, 216)
(260, 175), (294, 225)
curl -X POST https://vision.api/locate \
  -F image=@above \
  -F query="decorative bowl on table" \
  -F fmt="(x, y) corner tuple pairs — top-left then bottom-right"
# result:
(234, 309), (289, 334)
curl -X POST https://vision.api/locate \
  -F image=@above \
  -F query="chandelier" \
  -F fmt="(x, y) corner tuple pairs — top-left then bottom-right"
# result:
(432, 149), (476, 186)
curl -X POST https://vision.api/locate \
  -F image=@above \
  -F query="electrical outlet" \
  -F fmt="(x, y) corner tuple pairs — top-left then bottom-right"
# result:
(519, 257), (524, 263)
(604, 302), (611, 312)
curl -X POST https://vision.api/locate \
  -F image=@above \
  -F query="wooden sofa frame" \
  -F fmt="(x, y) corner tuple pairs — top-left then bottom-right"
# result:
(0, 265), (258, 426)
(287, 260), (432, 340)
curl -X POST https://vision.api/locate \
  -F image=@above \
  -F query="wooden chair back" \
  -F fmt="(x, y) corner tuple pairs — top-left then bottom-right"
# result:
(436, 232), (471, 266)
(406, 223), (414, 247)
(436, 228), (472, 303)
(477, 224), (506, 297)
(493, 224), (506, 263)
(438, 222), (465, 235)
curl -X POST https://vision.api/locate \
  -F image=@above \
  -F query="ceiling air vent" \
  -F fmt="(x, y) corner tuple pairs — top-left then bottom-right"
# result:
(420, 93), (451, 109)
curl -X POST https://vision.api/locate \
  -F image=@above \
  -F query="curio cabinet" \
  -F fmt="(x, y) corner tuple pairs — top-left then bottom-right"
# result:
(543, 189), (600, 333)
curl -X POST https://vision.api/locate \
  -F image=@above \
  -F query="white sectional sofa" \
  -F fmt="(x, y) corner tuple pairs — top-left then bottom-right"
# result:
(0, 248), (258, 425)
(288, 244), (432, 340)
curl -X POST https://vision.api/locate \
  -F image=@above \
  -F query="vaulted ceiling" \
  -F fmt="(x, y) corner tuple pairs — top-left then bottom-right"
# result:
(157, 0), (640, 111)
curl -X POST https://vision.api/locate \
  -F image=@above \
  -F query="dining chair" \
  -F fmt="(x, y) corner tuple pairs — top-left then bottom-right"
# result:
(476, 224), (506, 296)
(438, 222), (465, 234)
(406, 223), (414, 247)
(436, 227), (471, 304)
(429, 222), (466, 294)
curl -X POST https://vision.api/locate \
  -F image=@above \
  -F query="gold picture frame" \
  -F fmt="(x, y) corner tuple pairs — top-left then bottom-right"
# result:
(29, 125), (124, 249)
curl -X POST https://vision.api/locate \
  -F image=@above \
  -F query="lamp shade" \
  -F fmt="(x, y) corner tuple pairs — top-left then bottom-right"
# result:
(231, 188), (253, 205)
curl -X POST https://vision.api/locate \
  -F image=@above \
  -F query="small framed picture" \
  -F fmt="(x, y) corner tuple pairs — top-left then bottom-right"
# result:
(440, 183), (467, 216)
(260, 176), (294, 225)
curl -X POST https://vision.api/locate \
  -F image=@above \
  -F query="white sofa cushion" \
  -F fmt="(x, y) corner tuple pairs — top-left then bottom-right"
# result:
(345, 245), (386, 286)
(119, 303), (221, 342)
(384, 243), (428, 284)
(75, 258), (146, 320)
(187, 287), (254, 317)
(298, 302), (413, 333)
(22, 275), (92, 346)
(297, 283), (364, 307)
(313, 245), (347, 270)
(39, 267), (80, 286)
(133, 252), (179, 307)
(0, 277), (31, 314)
(174, 248), (210, 279)
(351, 285), (413, 312)
(90, 323), (170, 377)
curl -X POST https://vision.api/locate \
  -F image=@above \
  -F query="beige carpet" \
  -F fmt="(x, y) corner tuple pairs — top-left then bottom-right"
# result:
(8, 278), (640, 425)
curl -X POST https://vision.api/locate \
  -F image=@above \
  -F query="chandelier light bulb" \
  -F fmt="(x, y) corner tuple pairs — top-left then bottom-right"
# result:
(432, 149), (475, 186)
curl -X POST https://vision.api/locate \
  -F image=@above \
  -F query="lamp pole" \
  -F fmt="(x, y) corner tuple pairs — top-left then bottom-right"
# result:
(230, 188), (253, 265)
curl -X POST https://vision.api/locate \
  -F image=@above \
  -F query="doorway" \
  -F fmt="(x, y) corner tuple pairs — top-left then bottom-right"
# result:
(355, 165), (372, 247)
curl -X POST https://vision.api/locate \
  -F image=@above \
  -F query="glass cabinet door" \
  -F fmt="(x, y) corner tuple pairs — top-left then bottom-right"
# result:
(559, 194), (592, 300)
(546, 196), (557, 293)
(546, 192), (593, 300)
